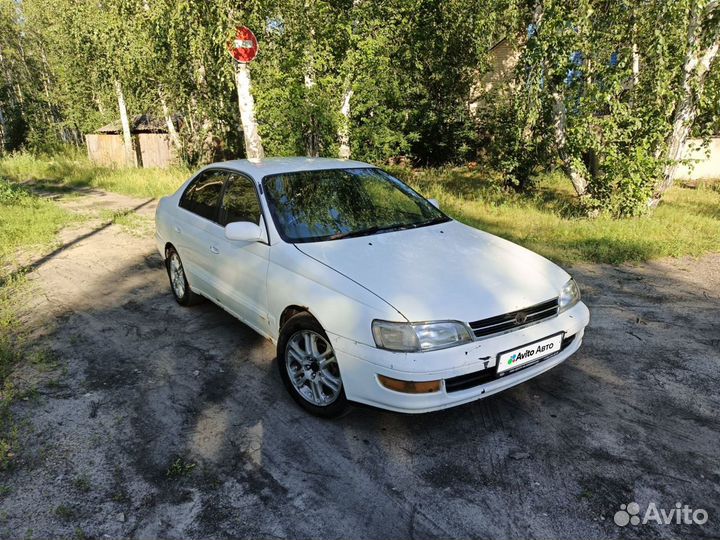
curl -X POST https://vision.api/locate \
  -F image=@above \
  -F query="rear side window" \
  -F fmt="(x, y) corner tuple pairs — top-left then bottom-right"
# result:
(179, 171), (226, 221)
(219, 175), (262, 226)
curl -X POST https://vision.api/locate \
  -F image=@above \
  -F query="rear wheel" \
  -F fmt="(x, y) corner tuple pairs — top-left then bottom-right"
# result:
(278, 313), (350, 418)
(165, 246), (202, 306)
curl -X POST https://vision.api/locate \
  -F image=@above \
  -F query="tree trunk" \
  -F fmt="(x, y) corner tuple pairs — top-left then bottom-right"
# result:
(303, 7), (320, 158)
(234, 63), (265, 160)
(631, 42), (640, 89)
(115, 80), (136, 167)
(552, 92), (589, 198)
(303, 69), (319, 157)
(0, 106), (6, 154)
(337, 87), (353, 159)
(651, 0), (720, 206)
(159, 86), (181, 153)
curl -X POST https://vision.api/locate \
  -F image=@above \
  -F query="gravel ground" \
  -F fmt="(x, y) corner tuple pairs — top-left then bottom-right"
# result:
(1, 189), (718, 539)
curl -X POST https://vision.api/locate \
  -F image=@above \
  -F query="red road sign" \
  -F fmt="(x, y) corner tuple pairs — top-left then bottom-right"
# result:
(228, 26), (258, 63)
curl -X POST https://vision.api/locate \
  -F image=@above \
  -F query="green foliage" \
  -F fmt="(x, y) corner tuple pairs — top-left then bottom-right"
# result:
(0, 0), (718, 211)
(1, 0), (499, 166)
(483, 0), (720, 216)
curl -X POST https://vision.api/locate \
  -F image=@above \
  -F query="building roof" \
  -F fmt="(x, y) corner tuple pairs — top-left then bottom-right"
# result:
(96, 114), (181, 134)
(203, 157), (375, 181)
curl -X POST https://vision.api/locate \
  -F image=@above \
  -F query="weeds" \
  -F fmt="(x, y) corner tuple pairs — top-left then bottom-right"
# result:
(0, 179), (75, 269)
(72, 475), (91, 493)
(99, 209), (153, 237)
(53, 504), (75, 521)
(166, 457), (196, 479)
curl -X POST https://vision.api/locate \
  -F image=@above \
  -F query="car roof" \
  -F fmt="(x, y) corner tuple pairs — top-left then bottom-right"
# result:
(208, 157), (375, 181)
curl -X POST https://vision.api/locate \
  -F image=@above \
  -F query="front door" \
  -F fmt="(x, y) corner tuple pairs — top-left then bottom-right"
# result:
(210, 173), (270, 334)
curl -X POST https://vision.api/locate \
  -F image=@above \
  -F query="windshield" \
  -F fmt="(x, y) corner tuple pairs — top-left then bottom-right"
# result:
(262, 168), (450, 243)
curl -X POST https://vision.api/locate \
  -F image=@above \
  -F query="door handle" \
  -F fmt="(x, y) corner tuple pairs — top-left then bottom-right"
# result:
(209, 245), (220, 254)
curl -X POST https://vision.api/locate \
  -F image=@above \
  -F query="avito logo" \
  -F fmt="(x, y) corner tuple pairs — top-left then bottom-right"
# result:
(508, 349), (534, 365)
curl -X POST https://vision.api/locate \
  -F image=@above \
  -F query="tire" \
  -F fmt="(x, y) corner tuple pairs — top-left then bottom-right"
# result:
(165, 246), (202, 306)
(277, 312), (350, 418)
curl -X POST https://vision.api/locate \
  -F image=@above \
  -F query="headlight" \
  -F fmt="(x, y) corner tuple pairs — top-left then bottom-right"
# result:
(372, 320), (472, 352)
(558, 278), (581, 313)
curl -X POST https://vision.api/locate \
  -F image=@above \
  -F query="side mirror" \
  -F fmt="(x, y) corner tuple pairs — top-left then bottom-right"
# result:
(225, 221), (262, 242)
(428, 198), (440, 209)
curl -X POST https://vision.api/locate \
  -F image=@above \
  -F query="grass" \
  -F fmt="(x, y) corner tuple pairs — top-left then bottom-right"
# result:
(397, 166), (720, 265)
(0, 151), (718, 266)
(0, 179), (80, 471)
(99, 208), (153, 237)
(0, 274), (26, 471)
(166, 456), (196, 479)
(0, 180), (77, 270)
(0, 149), (188, 199)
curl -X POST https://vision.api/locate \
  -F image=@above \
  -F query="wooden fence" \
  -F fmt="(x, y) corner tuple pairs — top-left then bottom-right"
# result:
(85, 133), (176, 168)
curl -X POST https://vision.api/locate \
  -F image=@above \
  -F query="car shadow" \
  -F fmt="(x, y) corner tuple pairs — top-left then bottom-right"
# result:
(3, 240), (719, 539)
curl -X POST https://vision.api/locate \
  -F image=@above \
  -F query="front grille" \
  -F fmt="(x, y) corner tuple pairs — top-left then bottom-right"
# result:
(445, 333), (576, 393)
(468, 298), (559, 338)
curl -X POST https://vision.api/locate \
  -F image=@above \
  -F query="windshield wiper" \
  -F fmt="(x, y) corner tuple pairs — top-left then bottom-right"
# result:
(328, 218), (446, 241)
(328, 226), (384, 240)
(391, 216), (450, 231)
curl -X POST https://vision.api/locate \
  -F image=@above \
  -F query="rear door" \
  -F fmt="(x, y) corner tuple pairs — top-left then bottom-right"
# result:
(175, 169), (227, 296)
(211, 173), (270, 334)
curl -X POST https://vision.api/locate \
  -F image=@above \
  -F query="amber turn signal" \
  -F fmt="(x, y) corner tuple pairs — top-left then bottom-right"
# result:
(378, 375), (442, 394)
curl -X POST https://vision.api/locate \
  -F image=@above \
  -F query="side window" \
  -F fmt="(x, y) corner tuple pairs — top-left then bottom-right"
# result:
(179, 171), (226, 221)
(219, 175), (262, 226)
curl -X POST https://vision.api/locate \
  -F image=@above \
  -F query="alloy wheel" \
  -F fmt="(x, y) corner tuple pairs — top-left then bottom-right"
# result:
(285, 330), (342, 406)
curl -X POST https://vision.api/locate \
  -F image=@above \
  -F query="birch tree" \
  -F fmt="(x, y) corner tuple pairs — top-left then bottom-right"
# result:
(486, 0), (719, 215)
(652, 0), (720, 205)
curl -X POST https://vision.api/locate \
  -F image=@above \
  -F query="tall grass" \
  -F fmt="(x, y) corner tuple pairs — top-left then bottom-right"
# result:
(397, 166), (720, 265)
(0, 179), (76, 269)
(1, 151), (718, 266)
(0, 149), (189, 199)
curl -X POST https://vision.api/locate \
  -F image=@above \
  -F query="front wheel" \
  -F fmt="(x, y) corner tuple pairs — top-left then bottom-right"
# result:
(277, 313), (350, 418)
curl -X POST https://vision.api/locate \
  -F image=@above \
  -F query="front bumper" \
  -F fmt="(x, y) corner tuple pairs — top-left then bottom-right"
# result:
(329, 301), (590, 413)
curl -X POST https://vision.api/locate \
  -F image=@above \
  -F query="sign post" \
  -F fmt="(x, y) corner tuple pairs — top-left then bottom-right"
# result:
(228, 26), (264, 160)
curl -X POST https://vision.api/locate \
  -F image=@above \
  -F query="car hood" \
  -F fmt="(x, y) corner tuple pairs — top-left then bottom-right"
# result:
(295, 220), (570, 323)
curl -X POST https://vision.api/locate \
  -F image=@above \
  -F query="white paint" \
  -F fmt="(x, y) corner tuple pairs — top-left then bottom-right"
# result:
(234, 63), (264, 160)
(676, 137), (720, 180)
(155, 157), (590, 413)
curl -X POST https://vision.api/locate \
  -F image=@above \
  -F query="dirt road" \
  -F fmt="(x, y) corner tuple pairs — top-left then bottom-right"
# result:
(2, 188), (719, 539)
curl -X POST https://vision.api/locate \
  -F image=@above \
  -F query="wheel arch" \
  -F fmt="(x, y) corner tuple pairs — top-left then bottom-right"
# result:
(279, 305), (318, 332)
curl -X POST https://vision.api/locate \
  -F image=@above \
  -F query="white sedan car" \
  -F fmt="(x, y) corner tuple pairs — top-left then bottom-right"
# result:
(155, 158), (590, 417)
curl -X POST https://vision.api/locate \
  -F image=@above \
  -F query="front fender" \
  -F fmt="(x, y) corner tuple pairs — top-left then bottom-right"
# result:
(267, 243), (404, 346)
